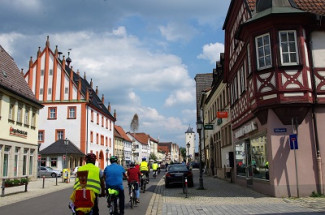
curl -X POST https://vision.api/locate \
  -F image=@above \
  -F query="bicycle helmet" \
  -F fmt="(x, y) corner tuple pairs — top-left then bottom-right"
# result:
(110, 156), (118, 163)
(130, 162), (135, 167)
(142, 157), (146, 161)
(85, 153), (96, 164)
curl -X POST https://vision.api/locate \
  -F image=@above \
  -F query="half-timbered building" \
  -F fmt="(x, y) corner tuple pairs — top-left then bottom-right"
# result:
(224, 0), (325, 197)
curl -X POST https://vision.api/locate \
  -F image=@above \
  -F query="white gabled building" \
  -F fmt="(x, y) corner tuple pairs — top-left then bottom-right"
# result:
(24, 37), (116, 171)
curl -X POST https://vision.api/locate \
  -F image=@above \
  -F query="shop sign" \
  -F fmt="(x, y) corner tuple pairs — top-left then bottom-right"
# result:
(234, 122), (257, 138)
(217, 111), (228, 118)
(204, 124), (214, 130)
(274, 128), (287, 133)
(9, 127), (28, 138)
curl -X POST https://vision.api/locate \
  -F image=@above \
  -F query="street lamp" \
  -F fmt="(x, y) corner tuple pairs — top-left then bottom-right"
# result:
(106, 148), (110, 166)
(186, 142), (190, 163)
(64, 138), (69, 169)
(197, 118), (205, 190)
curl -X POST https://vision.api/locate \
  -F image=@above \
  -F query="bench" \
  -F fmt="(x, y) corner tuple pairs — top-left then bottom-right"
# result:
(1, 176), (29, 197)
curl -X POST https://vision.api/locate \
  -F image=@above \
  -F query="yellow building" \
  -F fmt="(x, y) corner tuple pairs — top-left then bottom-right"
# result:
(0, 45), (43, 180)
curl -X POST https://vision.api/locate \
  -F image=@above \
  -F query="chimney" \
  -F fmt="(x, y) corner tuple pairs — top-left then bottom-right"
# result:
(21, 68), (24, 76)
(90, 78), (93, 88)
(77, 69), (80, 76)
(84, 72), (87, 80)
(114, 109), (117, 120)
(55, 45), (58, 57)
(96, 86), (98, 95)
(108, 103), (111, 113)
(46, 36), (50, 47)
(101, 94), (104, 103)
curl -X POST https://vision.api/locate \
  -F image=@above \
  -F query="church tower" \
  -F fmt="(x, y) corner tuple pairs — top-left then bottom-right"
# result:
(185, 125), (195, 162)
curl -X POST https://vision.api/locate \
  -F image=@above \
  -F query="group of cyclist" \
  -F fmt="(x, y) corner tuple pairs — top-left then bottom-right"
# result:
(71, 153), (160, 215)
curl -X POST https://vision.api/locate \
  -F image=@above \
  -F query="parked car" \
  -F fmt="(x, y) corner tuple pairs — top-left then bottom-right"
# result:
(38, 166), (62, 178)
(165, 164), (193, 188)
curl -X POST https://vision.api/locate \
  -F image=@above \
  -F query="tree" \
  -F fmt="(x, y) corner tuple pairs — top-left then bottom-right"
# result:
(130, 113), (139, 134)
(180, 147), (186, 161)
(149, 153), (158, 162)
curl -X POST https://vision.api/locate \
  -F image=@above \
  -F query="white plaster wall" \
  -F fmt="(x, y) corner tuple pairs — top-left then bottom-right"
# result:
(55, 67), (62, 101)
(311, 31), (325, 67)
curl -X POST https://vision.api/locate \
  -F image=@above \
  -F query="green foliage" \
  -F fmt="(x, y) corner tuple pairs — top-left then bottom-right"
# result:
(180, 147), (186, 160)
(4, 178), (29, 187)
(20, 178), (29, 184)
(149, 153), (157, 161)
(310, 191), (325, 197)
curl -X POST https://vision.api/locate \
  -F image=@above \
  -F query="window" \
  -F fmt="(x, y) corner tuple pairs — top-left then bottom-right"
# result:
(255, 33), (272, 70)
(109, 138), (111, 147)
(14, 147), (20, 177)
(247, 44), (252, 75)
(24, 107), (30, 125)
(65, 87), (68, 94)
(68, 106), (76, 119)
(41, 69), (44, 76)
(38, 130), (45, 142)
(29, 150), (34, 175)
(48, 107), (57, 119)
(97, 113), (99, 125)
(40, 88), (43, 95)
(106, 119), (108, 129)
(102, 116), (104, 127)
(90, 131), (93, 143)
(101, 135), (104, 145)
(40, 158), (46, 167)
(8, 101), (15, 121)
(239, 65), (246, 94)
(3, 146), (10, 177)
(31, 110), (36, 127)
(50, 157), (57, 167)
(96, 133), (99, 144)
(279, 30), (298, 65)
(49, 69), (53, 76)
(23, 148), (28, 175)
(106, 137), (108, 146)
(56, 129), (65, 141)
(91, 110), (94, 122)
(17, 104), (23, 123)
(48, 88), (52, 95)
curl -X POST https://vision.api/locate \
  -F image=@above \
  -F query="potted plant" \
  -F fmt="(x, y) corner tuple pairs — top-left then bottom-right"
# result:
(4, 179), (14, 187)
(20, 178), (29, 185)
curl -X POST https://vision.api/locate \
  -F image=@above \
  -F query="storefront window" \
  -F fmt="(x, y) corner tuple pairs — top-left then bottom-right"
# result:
(251, 136), (268, 180)
(14, 147), (20, 176)
(3, 146), (10, 177)
(235, 142), (246, 176)
(29, 150), (34, 175)
(235, 135), (269, 180)
(40, 158), (46, 167)
(23, 148), (28, 175)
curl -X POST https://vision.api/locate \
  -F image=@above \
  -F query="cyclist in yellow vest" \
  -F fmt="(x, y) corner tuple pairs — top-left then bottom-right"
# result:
(73, 153), (105, 215)
(152, 161), (158, 177)
(140, 157), (149, 183)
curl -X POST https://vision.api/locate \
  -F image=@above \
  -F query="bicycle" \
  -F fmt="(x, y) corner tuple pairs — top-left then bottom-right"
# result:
(107, 188), (119, 215)
(140, 174), (148, 193)
(152, 170), (157, 179)
(129, 181), (138, 209)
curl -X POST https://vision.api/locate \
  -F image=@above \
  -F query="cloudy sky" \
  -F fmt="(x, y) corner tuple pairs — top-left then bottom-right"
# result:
(0, 0), (230, 148)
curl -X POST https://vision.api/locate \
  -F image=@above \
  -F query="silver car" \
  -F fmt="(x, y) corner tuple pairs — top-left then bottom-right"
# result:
(38, 166), (62, 178)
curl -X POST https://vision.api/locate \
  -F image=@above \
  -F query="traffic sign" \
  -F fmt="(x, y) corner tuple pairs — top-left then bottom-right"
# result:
(289, 134), (298, 150)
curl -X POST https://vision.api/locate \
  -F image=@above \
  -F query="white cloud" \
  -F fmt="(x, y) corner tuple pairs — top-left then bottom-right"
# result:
(197, 42), (224, 64)
(165, 89), (195, 107)
(159, 22), (198, 42)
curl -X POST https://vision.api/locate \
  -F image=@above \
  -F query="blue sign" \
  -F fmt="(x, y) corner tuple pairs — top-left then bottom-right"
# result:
(274, 128), (287, 133)
(289, 134), (298, 150)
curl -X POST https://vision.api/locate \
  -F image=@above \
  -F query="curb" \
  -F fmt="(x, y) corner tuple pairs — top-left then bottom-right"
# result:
(146, 177), (164, 215)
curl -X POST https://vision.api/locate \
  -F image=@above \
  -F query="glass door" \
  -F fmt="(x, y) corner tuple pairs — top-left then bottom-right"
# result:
(245, 139), (253, 185)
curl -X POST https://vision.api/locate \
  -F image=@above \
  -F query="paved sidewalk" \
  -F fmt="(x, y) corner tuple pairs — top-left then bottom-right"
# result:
(146, 169), (325, 215)
(0, 176), (74, 207)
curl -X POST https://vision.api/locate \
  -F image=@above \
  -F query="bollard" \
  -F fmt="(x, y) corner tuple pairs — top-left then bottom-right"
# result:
(1, 178), (5, 197)
(56, 174), (58, 186)
(42, 176), (45, 189)
(185, 177), (188, 198)
(24, 176), (28, 192)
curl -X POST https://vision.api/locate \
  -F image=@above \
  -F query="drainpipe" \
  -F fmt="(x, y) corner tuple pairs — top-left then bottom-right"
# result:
(307, 31), (323, 195)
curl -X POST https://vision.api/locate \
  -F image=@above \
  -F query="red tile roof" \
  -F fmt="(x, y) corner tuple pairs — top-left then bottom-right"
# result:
(129, 132), (149, 145)
(158, 145), (169, 154)
(115, 125), (132, 142)
(0, 45), (42, 106)
(246, 0), (325, 16)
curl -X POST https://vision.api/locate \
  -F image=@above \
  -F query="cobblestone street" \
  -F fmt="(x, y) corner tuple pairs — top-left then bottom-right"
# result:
(147, 169), (325, 215)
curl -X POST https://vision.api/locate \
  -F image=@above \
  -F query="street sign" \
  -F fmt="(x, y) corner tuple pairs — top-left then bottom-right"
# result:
(204, 124), (213, 130)
(274, 128), (287, 133)
(289, 134), (298, 150)
(63, 155), (66, 160)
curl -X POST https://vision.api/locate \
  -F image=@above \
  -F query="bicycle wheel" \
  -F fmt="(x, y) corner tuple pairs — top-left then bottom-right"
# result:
(130, 187), (134, 209)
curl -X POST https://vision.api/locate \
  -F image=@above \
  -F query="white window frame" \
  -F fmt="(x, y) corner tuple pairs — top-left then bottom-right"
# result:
(255, 33), (272, 70)
(24, 106), (30, 125)
(279, 30), (299, 65)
